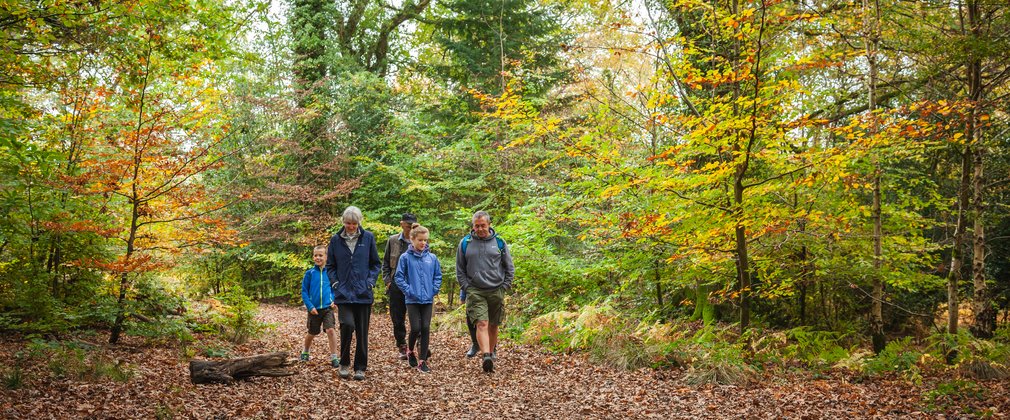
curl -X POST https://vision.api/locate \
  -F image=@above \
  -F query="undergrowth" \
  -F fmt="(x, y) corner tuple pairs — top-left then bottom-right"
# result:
(513, 303), (1010, 388)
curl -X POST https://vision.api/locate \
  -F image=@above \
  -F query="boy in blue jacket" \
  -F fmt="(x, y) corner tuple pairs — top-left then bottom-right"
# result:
(394, 223), (443, 373)
(300, 245), (339, 367)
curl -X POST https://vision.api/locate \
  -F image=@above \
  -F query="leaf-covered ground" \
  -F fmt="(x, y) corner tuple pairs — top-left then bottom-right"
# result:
(1, 304), (1006, 418)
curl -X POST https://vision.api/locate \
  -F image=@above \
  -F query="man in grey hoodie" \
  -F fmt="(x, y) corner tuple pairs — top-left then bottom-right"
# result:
(456, 211), (515, 373)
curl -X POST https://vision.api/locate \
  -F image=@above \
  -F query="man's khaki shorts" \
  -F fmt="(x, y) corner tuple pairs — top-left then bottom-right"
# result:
(466, 287), (505, 326)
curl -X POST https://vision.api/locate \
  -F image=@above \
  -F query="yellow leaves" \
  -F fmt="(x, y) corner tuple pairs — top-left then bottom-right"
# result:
(646, 92), (677, 109)
(600, 178), (646, 199)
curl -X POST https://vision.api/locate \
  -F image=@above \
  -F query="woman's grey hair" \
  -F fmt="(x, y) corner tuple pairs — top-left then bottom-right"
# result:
(342, 206), (364, 223)
(472, 210), (491, 224)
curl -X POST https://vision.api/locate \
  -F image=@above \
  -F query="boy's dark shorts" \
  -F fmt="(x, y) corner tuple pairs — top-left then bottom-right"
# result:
(306, 307), (336, 335)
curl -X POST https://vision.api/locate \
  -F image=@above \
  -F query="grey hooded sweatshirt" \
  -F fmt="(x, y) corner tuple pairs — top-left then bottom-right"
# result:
(456, 227), (515, 292)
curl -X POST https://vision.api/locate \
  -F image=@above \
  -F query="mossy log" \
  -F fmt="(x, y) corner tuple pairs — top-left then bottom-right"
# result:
(189, 352), (295, 384)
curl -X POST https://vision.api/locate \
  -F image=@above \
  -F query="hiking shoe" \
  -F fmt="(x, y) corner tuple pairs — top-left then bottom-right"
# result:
(482, 353), (494, 373)
(408, 351), (418, 368)
(465, 343), (479, 358)
(491, 351), (497, 361)
(299, 352), (310, 362)
(398, 345), (408, 361)
(338, 365), (351, 379)
(353, 370), (365, 380)
(330, 357), (340, 368)
(417, 360), (431, 373)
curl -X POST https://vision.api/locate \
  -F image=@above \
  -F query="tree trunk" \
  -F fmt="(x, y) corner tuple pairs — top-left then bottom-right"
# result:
(965, 0), (995, 340)
(870, 173), (885, 353)
(865, 0), (885, 354)
(654, 261), (663, 307)
(692, 281), (714, 324)
(970, 136), (994, 338)
(948, 146), (971, 336)
(794, 190), (810, 325)
(734, 220), (751, 334)
(189, 352), (296, 384)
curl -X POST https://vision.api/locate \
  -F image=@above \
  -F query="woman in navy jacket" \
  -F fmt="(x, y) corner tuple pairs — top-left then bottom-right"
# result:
(326, 206), (381, 380)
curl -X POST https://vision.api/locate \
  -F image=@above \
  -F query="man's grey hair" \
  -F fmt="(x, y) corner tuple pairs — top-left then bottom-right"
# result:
(342, 206), (364, 223)
(472, 210), (491, 224)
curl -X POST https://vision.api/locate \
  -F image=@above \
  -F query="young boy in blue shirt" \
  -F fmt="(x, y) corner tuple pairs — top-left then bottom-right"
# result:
(300, 245), (339, 367)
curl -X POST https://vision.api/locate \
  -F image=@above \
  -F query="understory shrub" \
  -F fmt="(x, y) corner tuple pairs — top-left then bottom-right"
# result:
(522, 303), (756, 384)
(186, 288), (266, 345)
(926, 331), (1010, 380)
(432, 304), (469, 335)
(923, 379), (986, 414)
(22, 340), (132, 383)
(2, 365), (24, 389)
(864, 336), (924, 383)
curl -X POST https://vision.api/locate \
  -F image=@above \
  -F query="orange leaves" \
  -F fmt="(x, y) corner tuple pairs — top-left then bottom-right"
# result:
(647, 145), (683, 162)
(41, 220), (121, 238)
(835, 99), (989, 153)
(600, 178), (647, 199)
(73, 253), (163, 274)
(618, 211), (675, 240)
(682, 67), (753, 90)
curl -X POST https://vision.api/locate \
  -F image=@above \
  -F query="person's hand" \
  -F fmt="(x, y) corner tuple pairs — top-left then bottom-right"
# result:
(310, 308), (318, 315)
(330, 303), (336, 310)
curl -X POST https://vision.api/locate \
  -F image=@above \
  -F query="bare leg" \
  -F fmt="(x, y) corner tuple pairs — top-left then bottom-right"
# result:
(325, 328), (338, 355)
(303, 333), (315, 352)
(488, 324), (498, 354)
(476, 320), (491, 353)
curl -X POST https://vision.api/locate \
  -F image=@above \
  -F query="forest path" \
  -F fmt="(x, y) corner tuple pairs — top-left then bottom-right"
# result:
(0, 304), (946, 418)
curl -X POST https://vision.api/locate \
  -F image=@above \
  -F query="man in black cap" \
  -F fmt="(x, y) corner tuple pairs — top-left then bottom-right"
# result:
(381, 213), (417, 360)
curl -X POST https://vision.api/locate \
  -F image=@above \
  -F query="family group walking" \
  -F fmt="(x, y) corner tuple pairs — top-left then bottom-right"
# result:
(298, 206), (515, 379)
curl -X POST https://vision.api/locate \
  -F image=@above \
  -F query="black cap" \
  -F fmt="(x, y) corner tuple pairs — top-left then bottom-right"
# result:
(401, 213), (417, 223)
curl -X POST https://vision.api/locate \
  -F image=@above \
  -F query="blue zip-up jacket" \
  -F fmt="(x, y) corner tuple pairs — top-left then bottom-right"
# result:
(301, 265), (334, 312)
(326, 227), (382, 304)
(394, 244), (443, 304)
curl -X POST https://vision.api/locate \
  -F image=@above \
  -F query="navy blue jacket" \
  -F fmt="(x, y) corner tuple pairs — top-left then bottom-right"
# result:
(325, 227), (381, 305)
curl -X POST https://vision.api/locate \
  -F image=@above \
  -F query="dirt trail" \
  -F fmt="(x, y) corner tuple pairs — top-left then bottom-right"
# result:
(0, 304), (977, 418)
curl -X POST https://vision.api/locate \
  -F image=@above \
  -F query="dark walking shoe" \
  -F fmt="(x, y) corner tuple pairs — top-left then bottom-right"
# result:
(353, 370), (365, 380)
(398, 345), (408, 361)
(339, 365), (351, 379)
(491, 351), (497, 361)
(482, 353), (494, 373)
(465, 343), (479, 358)
(417, 360), (431, 373)
(330, 356), (340, 368)
(299, 352), (310, 362)
(408, 350), (418, 367)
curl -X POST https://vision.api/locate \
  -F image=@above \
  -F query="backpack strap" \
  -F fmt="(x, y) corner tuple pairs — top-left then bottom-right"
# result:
(460, 233), (505, 255)
(460, 234), (472, 255)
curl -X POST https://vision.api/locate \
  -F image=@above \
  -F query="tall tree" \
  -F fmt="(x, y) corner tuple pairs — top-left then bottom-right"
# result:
(962, 0), (1009, 339)
(66, 0), (246, 343)
(864, 0), (886, 354)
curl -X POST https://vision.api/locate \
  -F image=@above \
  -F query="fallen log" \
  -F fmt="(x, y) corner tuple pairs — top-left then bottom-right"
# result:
(189, 352), (296, 384)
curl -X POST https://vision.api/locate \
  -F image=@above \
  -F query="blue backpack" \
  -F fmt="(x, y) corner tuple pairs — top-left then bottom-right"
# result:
(460, 233), (505, 256)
